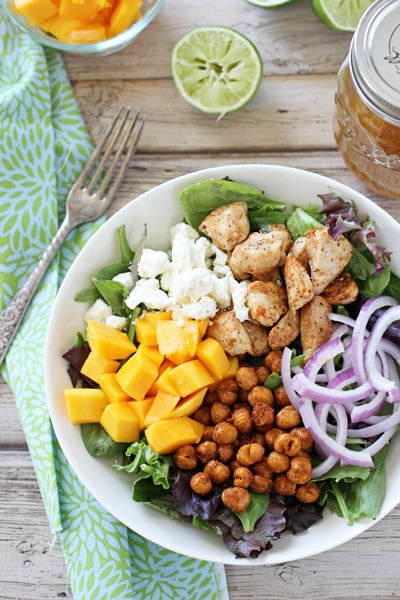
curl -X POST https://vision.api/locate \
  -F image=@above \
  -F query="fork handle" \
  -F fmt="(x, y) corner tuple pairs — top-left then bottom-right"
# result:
(0, 218), (72, 367)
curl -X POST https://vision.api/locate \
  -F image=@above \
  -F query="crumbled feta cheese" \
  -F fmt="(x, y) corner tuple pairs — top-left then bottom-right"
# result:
(126, 278), (170, 310)
(173, 296), (217, 321)
(231, 280), (249, 322)
(105, 315), (127, 330)
(112, 271), (134, 290)
(124, 221), (249, 322)
(137, 249), (170, 278)
(84, 298), (112, 323)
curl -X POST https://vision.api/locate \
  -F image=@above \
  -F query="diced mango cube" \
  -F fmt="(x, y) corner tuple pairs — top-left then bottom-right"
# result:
(224, 356), (239, 379)
(86, 320), (136, 360)
(135, 344), (164, 369)
(156, 320), (205, 365)
(145, 417), (205, 454)
(15, 0), (58, 24)
(65, 388), (108, 424)
(100, 402), (140, 443)
(144, 390), (181, 426)
(99, 372), (131, 403)
(116, 352), (158, 401)
(135, 317), (157, 346)
(109, 0), (143, 36)
(147, 359), (176, 396)
(168, 359), (215, 397)
(143, 311), (172, 325)
(59, 0), (99, 21)
(128, 397), (154, 430)
(151, 366), (180, 396)
(169, 387), (207, 419)
(80, 351), (119, 384)
(196, 338), (230, 380)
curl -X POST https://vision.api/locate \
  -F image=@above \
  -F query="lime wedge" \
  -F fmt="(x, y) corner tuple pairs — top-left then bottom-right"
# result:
(311, 0), (374, 32)
(171, 26), (263, 117)
(245, 0), (293, 6)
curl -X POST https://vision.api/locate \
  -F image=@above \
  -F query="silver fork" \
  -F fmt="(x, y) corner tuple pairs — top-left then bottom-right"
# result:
(0, 105), (145, 367)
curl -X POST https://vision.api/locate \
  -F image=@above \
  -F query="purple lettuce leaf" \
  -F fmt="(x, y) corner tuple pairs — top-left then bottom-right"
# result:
(171, 470), (223, 521)
(210, 496), (286, 559)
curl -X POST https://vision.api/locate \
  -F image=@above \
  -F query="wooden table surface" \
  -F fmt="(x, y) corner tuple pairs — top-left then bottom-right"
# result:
(2, 0), (400, 598)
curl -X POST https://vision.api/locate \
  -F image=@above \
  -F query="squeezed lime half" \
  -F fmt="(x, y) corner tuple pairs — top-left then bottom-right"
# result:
(311, 0), (374, 32)
(171, 26), (263, 117)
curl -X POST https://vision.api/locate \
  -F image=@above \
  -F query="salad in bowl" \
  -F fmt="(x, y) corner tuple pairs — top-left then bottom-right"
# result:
(45, 164), (400, 565)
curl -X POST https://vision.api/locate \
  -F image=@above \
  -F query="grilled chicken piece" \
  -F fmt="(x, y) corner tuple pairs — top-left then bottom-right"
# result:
(228, 231), (286, 281)
(199, 201), (250, 252)
(268, 307), (300, 350)
(322, 272), (359, 305)
(283, 254), (314, 311)
(306, 226), (353, 294)
(268, 224), (293, 254)
(289, 236), (308, 267)
(246, 280), (287, 327)
(300, 296), (333, 362)
(207, 310), (269, 356)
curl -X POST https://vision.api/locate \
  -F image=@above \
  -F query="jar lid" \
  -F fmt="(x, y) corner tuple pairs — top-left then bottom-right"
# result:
(350, 0), (400, 125)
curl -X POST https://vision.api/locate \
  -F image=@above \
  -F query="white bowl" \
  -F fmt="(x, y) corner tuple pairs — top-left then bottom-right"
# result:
(45, 164), (400, 565)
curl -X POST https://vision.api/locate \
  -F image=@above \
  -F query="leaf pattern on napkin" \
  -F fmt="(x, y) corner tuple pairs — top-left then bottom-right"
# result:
(0, 8), (227, 600)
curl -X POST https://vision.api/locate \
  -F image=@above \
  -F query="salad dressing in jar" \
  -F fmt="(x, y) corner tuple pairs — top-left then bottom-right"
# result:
(334, 0), (400, 199)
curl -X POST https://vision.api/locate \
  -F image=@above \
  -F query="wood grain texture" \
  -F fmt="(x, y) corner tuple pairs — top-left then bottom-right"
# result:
(2, 0), (400, 597)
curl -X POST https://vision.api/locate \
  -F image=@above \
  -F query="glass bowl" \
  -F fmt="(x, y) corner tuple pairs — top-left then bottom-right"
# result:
(3, 0), (164, 56)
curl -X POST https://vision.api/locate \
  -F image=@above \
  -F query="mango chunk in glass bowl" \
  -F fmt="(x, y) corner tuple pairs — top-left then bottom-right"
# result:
(4, 0), (164, 55)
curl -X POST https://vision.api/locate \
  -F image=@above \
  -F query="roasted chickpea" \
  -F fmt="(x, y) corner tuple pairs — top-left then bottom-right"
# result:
(196, 440), (218, 464)
(295, 482), (321, 504)
(247, 385), (274, 407)
(236, 442), (265, 466)
(250, 475), (273, 494)
(210, 401), (231, 424)
(201, 425), (215, 442)
(264, 350), (282, 373)
(273, 432), (302, 457)
(275, 405), (302, 429)
(252, 402), (275, 430)
(286, 455), (313, 484)
(212, 421), (238, 445)
(273, 473), (296, 495)
(238, 387), (249, 403)
(253, 459), (274, 479)
(218, 443), (235, 464)
(240, 432), (266, 447)
(236, 366), (258, 391)
(255, 364), (271, 385)
(190, 472), (213, 495)
(221, 486), (251, 513)
(229, 458), (242, 472)
(230, 406), (252, 434)
(173, 445), (197, 470)
(204, 460), (231, 484)
(291, 427), (314, 452)
(192, 406), (211, 426)
(216, 379), (239, 405)
(274, 384), (291, 407)
(265, 427), (284, 449)
(266, 450), (290, 473)
(203, 389), (218, 406)
(233, 466), (253, 488)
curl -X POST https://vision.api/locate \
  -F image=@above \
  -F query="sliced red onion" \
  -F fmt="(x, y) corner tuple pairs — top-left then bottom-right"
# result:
(351, 295), (397, 386)
(350, 390), (386, 423)
(347, 403), (400, 437)
(292, 372), (374, 404)
(303, 336), (344, 381)
(312, 404), (349, 477)
(299, 398), (373, 468)
(365, 305), (400, 391)
(281, 346), (300, 410)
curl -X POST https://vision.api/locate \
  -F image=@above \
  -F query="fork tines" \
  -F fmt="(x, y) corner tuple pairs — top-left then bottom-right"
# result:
(79, 105), (146, 201)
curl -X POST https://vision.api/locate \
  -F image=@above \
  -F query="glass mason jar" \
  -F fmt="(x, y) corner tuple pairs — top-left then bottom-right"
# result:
(334, 0), (400, 199)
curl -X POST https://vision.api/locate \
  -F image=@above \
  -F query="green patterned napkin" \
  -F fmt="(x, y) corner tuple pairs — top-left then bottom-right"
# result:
(0, 8), (228, 599)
